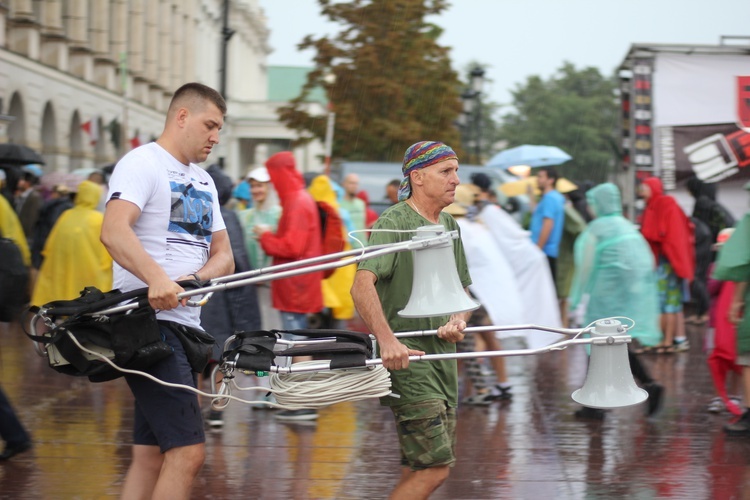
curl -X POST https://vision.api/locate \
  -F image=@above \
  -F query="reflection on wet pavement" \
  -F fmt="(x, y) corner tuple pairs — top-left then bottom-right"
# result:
(2, 320), (750, 499)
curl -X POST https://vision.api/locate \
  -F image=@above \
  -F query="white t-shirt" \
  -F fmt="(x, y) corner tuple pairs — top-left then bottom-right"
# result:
(107, 142), (226, 327)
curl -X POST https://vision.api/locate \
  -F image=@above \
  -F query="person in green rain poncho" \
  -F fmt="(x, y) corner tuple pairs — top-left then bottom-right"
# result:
(569, 183), (664, 418)
(714, 183), (750, 436)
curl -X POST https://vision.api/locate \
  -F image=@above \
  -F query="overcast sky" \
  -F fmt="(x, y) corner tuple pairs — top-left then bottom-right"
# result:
(258, 0), (750, 108)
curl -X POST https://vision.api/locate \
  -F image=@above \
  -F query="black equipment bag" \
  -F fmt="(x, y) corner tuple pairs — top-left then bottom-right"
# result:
(27, 287), (173, 382)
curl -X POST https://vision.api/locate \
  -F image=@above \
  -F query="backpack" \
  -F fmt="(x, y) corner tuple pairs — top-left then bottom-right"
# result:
(316, 201), (345, 278)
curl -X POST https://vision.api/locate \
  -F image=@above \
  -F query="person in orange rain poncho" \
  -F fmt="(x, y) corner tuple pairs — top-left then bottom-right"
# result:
(31, 180), (112, 306)
(308, 174), (356, 328)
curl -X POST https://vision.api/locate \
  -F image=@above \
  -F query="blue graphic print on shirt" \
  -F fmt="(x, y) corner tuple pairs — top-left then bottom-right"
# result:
(169, 181), (214, 242)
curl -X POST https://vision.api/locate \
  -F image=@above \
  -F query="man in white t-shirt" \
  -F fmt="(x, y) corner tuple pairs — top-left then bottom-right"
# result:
(101, 82), (234, 499)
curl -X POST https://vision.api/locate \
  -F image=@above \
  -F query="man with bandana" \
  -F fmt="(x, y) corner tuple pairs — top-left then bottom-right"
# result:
(351, 141), (472, 499)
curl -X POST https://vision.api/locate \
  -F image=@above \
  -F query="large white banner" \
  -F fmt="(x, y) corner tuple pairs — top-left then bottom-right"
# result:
(653, 53), (750, 128)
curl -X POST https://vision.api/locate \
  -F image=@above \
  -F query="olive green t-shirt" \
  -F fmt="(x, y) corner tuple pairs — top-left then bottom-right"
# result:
(357, 201), (471, 407)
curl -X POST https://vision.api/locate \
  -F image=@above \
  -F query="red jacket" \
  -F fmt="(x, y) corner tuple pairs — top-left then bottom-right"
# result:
(259, 152), (323, 314)
(640, 177), (695, 281)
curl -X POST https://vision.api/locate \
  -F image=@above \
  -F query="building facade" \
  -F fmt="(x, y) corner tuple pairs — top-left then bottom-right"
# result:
(0, 0), (325, 181)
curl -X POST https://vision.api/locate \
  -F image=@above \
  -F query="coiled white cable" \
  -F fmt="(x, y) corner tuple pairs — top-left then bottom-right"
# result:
(269, 362), (391, 409)
(64, 332), (392, 410)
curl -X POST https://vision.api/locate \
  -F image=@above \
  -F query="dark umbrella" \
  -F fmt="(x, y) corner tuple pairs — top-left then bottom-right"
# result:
(0, 143), (45, 166)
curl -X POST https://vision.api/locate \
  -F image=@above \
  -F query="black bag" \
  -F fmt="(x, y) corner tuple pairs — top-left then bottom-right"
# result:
(159, 321), (215, 373)
(28, 287), (173, 382)
(0, 237), (30, 322)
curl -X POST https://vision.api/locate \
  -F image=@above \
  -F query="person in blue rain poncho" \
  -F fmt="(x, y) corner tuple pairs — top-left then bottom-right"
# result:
(569, 183), (664, 418)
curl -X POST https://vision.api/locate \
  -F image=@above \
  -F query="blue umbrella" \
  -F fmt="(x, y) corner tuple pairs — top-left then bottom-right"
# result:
(486, 144), (572, 170)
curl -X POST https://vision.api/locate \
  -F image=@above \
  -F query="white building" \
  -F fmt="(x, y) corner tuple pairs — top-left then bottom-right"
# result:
(0, 0), (325, 181)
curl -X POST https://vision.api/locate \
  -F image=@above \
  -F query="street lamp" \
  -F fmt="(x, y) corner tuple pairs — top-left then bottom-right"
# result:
(460, 66), (486, 164)
(323, 70), (336, 176)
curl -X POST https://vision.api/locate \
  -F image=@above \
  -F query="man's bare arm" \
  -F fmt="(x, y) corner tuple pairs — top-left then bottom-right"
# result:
(101, 199), (233, 310)
(436, 288), (471, 343)
(194, 228), (234, 280)
(536, 217), (554, 250)
(350, 270), (424, 370)
(101, 199), (185, 310)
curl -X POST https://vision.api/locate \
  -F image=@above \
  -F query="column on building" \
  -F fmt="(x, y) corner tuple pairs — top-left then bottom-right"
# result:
(39, 0), (67, 70)
(66, 0), (93, 81)
(0, 3), (9, 48)
(170, 5), (186, 91)
(143, 1), (159, 100)
(182, 1), (197, 84)
(156, 0), (171, 97)
(129, 0), (147, 105)
(7, 0), (40, 59)
(90, 0), (117, 91)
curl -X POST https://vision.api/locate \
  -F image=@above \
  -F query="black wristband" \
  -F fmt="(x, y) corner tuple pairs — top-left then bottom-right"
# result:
(192, 273), (201, 282)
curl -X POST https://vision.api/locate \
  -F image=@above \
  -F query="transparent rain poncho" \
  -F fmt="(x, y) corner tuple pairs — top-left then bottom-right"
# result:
(569, 183), (662, 347)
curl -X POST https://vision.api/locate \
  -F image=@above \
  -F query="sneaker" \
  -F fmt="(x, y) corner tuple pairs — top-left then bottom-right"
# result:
(727, 398), (744, 416)
(574, 407), (606, 420)
(724, 410), (750, 436)
(644, 383), (664, 416)
(274, 409), (318, 421)
(250, 394), (277, 410)
(707, 397), (725, 413)
(206, 410), (224, 428)
(672, 339), (690, 352)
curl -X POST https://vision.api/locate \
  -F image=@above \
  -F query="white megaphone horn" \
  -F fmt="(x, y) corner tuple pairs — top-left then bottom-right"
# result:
(572, 319), (648, 409)
(398, 225), (480, 318)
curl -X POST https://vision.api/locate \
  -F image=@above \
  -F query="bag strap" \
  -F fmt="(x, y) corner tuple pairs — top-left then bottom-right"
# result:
(228, 329), (374, 371)
(270, 328), (373, 352)
(225, 331), (279, 372)
(39, 286), (149, 318)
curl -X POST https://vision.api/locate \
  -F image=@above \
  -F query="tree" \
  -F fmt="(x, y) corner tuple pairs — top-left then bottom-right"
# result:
(277, 0), (464, 163)
(500, 62), (619, 183)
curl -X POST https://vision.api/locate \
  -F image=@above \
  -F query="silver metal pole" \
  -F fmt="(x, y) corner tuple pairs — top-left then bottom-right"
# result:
(233, 334), (632, 374)
(394, 324), (592, 338)
(95, 231), (458, 315)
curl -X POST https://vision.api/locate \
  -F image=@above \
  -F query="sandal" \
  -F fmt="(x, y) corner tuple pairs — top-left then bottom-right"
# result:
(656, 344), (677, 354)
(490, 384), (513, 401)
(634, 345), (655, 354)
(462, 393), (494, 406)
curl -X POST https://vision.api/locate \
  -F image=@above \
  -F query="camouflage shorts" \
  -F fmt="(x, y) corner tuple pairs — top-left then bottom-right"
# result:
(391, 399), (456, 470)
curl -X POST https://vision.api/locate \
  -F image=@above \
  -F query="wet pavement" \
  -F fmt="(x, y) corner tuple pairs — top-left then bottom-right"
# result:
(2, 317), (750, 499)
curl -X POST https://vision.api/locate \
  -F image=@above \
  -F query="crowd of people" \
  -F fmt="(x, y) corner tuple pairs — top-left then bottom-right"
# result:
(0, 81), (749, 498)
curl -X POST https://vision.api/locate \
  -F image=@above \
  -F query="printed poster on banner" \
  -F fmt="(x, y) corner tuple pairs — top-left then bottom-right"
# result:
(738, 76), (750, 133)
(659, 123), (750, 184)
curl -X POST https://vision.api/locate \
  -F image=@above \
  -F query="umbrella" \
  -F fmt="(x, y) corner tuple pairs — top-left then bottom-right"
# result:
(0, 143), (45, 166)
(487, 145), (571, 170)
(40, 171), (86, 192)
(499, 176), (577, 197)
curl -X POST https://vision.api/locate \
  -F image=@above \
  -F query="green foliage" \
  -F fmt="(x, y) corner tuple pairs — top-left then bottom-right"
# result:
(500, 62), (619, 183)
(277, 0), (464, 162)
